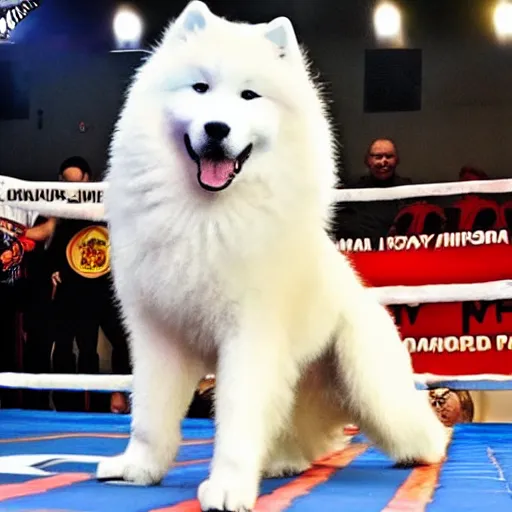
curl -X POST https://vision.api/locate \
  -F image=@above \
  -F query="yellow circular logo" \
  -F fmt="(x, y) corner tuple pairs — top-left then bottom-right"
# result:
(66, 225), (110, 278)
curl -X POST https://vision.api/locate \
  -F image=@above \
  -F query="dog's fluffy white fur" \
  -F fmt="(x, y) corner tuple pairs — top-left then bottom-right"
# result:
(96, 2), (449, 510)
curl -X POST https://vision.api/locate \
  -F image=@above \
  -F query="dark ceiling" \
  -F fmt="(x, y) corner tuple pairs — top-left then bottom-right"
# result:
(9, 0), (502, 50)
(127, 0), (498, 44)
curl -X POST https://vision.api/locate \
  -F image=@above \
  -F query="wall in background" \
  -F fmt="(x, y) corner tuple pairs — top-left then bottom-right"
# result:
(0, 45), (144, 181)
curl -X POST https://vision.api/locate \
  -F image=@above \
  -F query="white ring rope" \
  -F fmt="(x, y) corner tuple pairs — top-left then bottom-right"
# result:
(0, 372), (512, 392)
(0, 176), (106, 220)
(2, 175), (512, 392)
(371, 280), (512, 306)
(0, 373), (132, 392)
(333, 177), (512, 202)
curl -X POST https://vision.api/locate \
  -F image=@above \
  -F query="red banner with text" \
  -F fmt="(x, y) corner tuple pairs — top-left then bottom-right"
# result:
(332, 190), (512, 376)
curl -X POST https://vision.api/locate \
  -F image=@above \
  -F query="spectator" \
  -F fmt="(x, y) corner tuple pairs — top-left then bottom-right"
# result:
(352, 138), (412, 188)
(459, 165), (489, 181)
(48, 157), (131, 413)
(23, 158), (93, 410)
(333, 138), (412, 242)
(0, 205), (46, 408)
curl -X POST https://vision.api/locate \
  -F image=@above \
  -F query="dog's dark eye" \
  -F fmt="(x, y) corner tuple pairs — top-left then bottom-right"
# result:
(241, 90), (260, 100)
(193, 83), (209, 94)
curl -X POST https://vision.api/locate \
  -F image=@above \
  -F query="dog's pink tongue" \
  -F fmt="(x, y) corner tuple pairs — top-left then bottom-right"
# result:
(199, 159), (235, 189)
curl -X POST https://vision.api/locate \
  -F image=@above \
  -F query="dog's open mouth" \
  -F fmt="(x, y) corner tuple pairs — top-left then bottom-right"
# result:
(184, 135), (252, 192)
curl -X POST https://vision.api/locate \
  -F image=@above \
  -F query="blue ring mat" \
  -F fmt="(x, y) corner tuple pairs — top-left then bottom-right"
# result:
(0, 410), (509, 511)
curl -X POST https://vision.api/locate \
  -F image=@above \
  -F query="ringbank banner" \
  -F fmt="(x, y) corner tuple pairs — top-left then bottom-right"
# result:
(333, 189), (512, 376)
(0, 178), (104, 205)
(0, 177), (106, 222)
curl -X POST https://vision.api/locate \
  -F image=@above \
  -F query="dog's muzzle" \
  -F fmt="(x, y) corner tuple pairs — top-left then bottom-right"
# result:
(184, 134), (252, 192)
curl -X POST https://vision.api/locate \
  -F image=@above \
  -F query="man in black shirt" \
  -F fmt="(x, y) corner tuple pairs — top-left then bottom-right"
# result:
(333, 138), (413, 243)
(48, 157), (131, 413)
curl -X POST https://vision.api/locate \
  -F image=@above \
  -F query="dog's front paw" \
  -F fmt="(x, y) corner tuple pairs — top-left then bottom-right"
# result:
(198, 471), (258, 512)
(96, 444), (167, 486)
(415, 425), (453, 465)
(396, 424), (452, 467)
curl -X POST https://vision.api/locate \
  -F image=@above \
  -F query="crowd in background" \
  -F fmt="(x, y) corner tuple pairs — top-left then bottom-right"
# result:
(0, 157), (130, 414)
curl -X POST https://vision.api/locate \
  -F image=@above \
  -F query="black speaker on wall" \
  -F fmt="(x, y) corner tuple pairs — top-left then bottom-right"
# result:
(364, 48), (422, 113)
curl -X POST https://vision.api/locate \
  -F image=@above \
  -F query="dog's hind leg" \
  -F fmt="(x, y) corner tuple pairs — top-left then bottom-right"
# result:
(261, 430), (311, 479)
(331, 279), (450, 465)
(262, 352), (352, 478)
(97, 306), (206, 485)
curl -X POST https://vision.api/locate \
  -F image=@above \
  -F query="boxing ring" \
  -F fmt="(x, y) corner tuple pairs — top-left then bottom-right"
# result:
(2, 175), (512, 510)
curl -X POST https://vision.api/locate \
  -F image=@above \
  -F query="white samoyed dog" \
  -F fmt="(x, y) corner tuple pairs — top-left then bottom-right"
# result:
(96, 1), (449, 510)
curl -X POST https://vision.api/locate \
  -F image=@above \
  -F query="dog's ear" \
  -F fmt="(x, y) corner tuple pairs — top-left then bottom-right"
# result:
(264, 17), (300, 60)
(179, 1), (211, 33)
(165, 1), (212, 41)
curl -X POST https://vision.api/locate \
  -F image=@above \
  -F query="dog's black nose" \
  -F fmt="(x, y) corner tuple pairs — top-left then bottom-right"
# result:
(204, 122), (231, 141)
